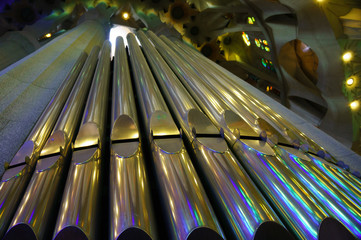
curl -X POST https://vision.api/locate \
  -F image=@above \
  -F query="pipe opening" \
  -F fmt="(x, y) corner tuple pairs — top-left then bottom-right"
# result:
(53, 226), (88, 240)
(3, 223), (37, 240)
(117, 227), (152, 240)
(253, 221), (295, 240)
(319, 217), (355, 240)
(187, 227), (223, 240)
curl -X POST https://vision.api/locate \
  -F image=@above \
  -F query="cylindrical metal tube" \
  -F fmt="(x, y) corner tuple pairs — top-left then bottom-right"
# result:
(138, 30), (292, 240)
(171, 38), (323, 153)
(148, 32), (356, 240)
(53, 41), (111, 240)
(273, 146), (361, 238)
(164, 35), (360, 238)
(3, 46), (100, 240)
(127, 33), (224, 240)
(145, 31), (261, 138)
(109, 37), (156, 240)
(0, 52), (87, 239)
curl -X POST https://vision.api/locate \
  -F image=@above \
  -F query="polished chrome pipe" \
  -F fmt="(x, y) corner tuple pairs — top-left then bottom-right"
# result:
(109, 37), (156, 240)
(148, 32), (356, 240)
(52, 41), (111, 240)
(138, 30), (293, 240)
(169, 35), (361, 238)
(3, 46), (100, 240)
(272, 145), (361, 238)
(127, 33), (224, 240)
(0, 52), (87, 239)
(170, 38), (325, 154)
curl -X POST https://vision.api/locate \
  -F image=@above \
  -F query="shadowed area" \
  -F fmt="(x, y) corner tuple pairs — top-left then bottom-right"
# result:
(117, 227), (152, 240)
(319, 217), (356, 240)
(53, 226), (88, 240)
(187, 227), (223, 240)
(254, 221), (295, 240)
(3, 223), (37, 240)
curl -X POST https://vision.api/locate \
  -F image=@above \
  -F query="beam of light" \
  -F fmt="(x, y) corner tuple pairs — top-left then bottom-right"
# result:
(109, 25), (141, 57)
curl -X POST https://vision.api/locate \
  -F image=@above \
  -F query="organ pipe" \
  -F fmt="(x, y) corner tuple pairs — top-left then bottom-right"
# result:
(3, 46), (100, 240)
(0, 29), (360, 240)
(127, 33), (224, 240)
(0, 52), (87, 239)
(110, 37), (156, 240)
(137, 30), (293, 240)
(147, 31), (356, 240)
(53, 41), (111, 240)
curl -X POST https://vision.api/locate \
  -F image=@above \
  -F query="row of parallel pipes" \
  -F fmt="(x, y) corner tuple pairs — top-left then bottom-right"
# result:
(0, 31), (360, 240)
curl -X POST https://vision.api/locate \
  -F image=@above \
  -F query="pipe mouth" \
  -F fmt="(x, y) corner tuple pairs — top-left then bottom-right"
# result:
(319, 217), (355, 240)
(254, 221), (295, 240)
(53, 226), (88, 240)
(187, 227), (224, 240)
(117, 227), (152, 240)
(3, 223), (37, 240)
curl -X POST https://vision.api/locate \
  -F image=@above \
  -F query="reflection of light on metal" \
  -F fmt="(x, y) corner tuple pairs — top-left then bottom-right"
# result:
(242, 32), (251, 46)
(122, 12), (130, 20)
(45, 33), (52, 38)
(346, 78), (354, 86)
(342, 52), (353, 62)
(109, 25), (141, 57)
(350, 100), (359, 110)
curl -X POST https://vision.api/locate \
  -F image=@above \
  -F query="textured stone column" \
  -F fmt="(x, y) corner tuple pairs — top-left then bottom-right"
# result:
(0, 16), (60, 70)
(0, 18), (107, 176)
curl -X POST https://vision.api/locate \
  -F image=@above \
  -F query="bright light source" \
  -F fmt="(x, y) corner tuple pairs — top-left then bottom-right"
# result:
(122, 12), (130, 20)
(109, 25), (141, 57)
(316, 0), (323, 2)
(350, 100), (359, 110)
(45, 33), (51, 38)
(342, 52), (353, 62)
(346, 78), (354, 86)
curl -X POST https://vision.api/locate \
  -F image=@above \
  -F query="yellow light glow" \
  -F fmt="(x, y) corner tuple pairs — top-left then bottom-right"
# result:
(45, 33), (51, 38)
(346, 78), (354, 86)
(342, 52), (353, 62)
(350, 100), (359, 110)
(122, 12), (130, 20)
(316, 0), (323, 2)
(242, 32), (251, 46)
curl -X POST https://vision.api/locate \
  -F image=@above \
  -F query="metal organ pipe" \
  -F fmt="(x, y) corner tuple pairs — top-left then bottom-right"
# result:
(52, 41), (111, 240)
(0, 30), (360, 240)
(0, 52), (87, 239)
(109, 37), (156, 240)
(171, 39), (327, 156)
(146, 31), (356, 240)
(127, 33), (224, 240)
(3, 46), (100, 240)
(137, 30), (293, 240)
(163, 36), (361, 239)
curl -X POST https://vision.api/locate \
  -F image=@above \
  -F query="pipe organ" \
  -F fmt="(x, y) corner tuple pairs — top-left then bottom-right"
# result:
(0, 30), (360, 240)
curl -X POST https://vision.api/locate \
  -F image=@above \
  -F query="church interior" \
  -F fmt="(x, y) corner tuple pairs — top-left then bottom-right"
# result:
(0, 0), (361, 239)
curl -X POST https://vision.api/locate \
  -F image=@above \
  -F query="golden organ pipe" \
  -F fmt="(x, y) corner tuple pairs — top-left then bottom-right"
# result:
(109, 37), (156, 240)
(53, 41), (111, 240)
(171, 39), (328, 156)
(164, 36), (361, 238)
(127, 33), (224, 240)
(147, 32), (356, 240)
(0, 52), (87, 239)
(3, 46), (100, 240)
(137, 30), (293, 240)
